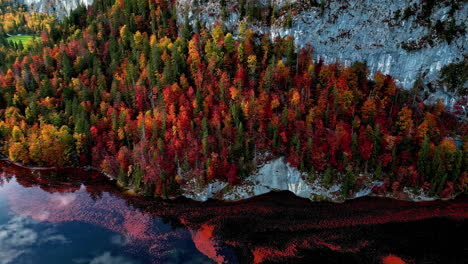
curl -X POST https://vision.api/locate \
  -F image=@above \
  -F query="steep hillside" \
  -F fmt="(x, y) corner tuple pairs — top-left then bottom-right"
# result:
(178, 0), (467, 95)
(0, 0), (466, 201)
(17, 0), (467, 96)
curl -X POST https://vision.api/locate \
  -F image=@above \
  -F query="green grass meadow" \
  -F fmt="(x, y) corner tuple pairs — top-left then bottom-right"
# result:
(7, 35), (37, 47)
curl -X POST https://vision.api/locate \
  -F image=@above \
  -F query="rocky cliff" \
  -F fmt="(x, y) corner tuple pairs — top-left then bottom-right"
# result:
(180, 157), (437, 202)
(20, 0), (467, 94)
(178, 0), (467, 94)
(19, 0), (93, 18)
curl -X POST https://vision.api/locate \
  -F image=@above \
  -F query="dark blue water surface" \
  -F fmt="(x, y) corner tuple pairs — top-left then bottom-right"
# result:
(0, 160), (466, 264)
(0, 183), (214, 264)
(0, 162), (216, 264)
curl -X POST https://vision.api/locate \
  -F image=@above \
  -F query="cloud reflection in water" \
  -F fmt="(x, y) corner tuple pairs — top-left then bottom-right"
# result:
(0, 215), (69, 264)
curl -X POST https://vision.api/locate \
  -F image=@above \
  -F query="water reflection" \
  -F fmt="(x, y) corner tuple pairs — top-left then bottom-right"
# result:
(0, 160), (466, 264)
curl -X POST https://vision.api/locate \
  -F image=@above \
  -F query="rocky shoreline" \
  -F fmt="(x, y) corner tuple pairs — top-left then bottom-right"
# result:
(1, 156), (452, 203)
(179, 157), (443, 202)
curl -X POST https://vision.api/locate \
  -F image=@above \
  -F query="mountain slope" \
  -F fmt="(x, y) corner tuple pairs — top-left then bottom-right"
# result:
(18, 0), (467, 94)
(178, 0), (467, 92)
(0, 0), (465, 200)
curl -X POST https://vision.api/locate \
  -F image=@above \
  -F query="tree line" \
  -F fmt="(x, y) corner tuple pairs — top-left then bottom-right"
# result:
(0, 0), (466, 198)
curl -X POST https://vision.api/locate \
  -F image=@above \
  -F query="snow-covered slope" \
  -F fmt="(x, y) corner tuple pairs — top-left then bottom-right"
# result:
(19, 0), (93, 18)
(178, 0), (467, 90)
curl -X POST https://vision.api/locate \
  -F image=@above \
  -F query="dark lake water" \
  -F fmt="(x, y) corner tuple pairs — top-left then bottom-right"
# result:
(0, 160), (466, 264)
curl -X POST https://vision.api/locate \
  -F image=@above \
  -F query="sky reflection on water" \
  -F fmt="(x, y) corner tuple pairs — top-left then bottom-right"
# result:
(0, 160), (466, 264)
(0, 175), (213, 264)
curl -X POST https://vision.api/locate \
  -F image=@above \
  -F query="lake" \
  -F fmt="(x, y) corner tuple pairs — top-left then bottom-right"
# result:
(0, 159), (466, 264)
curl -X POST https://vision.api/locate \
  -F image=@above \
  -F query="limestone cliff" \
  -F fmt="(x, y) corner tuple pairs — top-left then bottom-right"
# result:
(20, 0), (467, 95)
(19, 0), (93, 18)
(177, 0), (467, 96)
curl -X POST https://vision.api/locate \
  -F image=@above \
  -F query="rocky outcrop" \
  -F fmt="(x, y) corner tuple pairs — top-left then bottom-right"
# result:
(178, 0), (467, 90)
(19, 0), (93, 18)
(181, 157), (385, 202)
(180, 157), (442, 202)
(22, 0), (466, 93)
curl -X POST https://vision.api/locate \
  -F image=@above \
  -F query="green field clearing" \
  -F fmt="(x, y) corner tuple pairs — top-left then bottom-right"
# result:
(6, 35), (37, 46)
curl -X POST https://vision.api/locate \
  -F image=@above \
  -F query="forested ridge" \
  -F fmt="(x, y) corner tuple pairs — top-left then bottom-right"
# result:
(0, 0), (466, 198)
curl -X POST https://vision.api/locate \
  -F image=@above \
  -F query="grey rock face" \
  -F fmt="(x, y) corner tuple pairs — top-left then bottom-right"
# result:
(181, 157), (383, 202)
(19, 0), (93, 18)
(178, 0), (467, 90)
(276, 0), (467, 89)
(20, 0), (467, 90)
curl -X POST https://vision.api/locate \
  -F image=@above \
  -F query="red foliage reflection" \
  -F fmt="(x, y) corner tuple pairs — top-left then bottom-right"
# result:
(382, 255), (406, 264)
(0, 160), (466, 264)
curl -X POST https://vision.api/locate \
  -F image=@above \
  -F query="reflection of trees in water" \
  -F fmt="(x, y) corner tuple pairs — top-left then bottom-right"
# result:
(0, 160), (107, 195)
(1, 159), (467, 264)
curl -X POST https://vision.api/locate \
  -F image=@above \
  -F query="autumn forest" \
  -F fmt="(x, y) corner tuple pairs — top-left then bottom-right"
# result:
(0, 0), (466, 199)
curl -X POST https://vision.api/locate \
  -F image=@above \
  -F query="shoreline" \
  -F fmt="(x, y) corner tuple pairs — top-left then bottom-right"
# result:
(0, 156), (460, 203)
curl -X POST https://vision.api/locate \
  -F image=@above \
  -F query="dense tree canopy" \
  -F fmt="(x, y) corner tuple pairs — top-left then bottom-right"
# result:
(0, 0), (466, 198)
